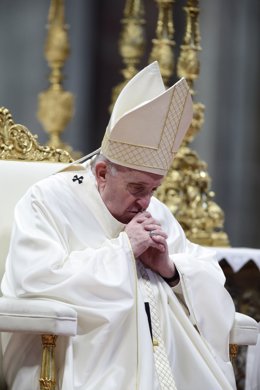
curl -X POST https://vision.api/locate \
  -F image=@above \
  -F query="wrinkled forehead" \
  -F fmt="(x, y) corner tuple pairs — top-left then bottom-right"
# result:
(117, 165), (164, 186)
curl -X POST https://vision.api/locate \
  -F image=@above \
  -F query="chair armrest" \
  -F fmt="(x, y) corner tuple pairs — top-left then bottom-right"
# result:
(230, 312), (258, 346)
(0, 297), (77, 336)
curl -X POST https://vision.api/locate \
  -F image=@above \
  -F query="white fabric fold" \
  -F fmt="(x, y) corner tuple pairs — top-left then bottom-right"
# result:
(1, 166), (236, 390)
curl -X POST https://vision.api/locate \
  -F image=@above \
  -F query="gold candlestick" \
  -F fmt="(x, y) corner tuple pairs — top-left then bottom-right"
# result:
(37, 0), (79, 158)
(156, 0), (229, 246)
(149, 0), (175, 86)
(177, 0), (201, 93)
(110, 0), (146, 112)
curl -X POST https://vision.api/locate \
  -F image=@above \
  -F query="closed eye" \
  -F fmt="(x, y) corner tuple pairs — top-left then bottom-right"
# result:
(127, 183), (159, 197)
(128, 186), (146, 196)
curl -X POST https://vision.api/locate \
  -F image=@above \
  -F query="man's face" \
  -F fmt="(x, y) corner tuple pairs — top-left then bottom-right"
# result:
(95, 162), (164, 224)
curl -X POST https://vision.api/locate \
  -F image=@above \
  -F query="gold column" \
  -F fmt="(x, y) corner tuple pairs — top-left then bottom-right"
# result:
(177, 0), (200, 92)
(177, 0), (203, 145)
(110, 0), (146, 111)
(156, 0), (229, 246)
(37, 0), (78, 157)
(39, 335), (57, 390)
(149, 0), (175, 86)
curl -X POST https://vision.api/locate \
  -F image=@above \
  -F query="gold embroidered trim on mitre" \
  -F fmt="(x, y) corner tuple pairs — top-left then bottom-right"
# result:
(101, 80), (189, 174)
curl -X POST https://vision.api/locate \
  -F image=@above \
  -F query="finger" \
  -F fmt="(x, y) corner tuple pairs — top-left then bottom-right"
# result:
(151, 235), (168, 250)
(134, 211), (160, 223)
(144, 223), (163, 232)
(141, 211), (151, 218)
(136, 211), (151, 219)
(149, 233), (167, 243)
(142, 217), (161, 227)
(148, 230), (168, 240)
(149, 240), (166, 252)
(134, 212), (151, 223)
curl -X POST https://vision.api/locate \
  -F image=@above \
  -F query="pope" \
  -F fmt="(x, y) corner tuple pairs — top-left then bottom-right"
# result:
(1, 62), (237, 390)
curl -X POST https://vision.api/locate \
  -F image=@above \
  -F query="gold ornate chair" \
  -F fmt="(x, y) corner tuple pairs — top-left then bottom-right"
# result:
(0, 107), (258, 389)
(0, 107), (77, 389)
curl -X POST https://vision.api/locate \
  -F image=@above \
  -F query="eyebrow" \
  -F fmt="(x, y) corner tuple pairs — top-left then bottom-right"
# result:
(127, 182), (151, 188)
(127, 182), (160, 191)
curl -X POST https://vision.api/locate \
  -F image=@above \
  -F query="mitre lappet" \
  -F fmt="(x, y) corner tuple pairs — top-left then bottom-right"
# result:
(62, 61), (193, 175)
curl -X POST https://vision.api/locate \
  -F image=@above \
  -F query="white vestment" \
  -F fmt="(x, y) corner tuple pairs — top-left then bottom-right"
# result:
(1, 165), (237, 390)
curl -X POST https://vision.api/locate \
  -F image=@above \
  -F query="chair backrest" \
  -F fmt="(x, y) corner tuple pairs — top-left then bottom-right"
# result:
(0, 160), (69, 390)
(0, 107), (73, 388)
(0, 106), (73, 288)
(0, 160), (70, 284)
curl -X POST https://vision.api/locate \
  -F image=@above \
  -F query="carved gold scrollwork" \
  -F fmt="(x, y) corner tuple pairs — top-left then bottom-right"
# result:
(0, 107), (72, 162)
(156, 145), (228, 246)
(230, 344), (239, 362)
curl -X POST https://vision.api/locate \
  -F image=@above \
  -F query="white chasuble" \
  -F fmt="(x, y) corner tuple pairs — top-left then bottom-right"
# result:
(1, 165), (236, 390)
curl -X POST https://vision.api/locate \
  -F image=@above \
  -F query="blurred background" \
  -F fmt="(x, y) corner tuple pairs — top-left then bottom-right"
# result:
(0, 0), (259, 248)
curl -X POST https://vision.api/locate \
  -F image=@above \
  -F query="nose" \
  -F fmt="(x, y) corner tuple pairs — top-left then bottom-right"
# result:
(136, 194), (151, 210)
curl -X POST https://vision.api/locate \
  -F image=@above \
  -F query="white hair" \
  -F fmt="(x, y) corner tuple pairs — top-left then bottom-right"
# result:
(91, 154), (119, 176)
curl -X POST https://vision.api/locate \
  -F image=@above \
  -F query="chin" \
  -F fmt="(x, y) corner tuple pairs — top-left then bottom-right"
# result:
(117, 214), (134, 224)
(119, 217), (131, 224)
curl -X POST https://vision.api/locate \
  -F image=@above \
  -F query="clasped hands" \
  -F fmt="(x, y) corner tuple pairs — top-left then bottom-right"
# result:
(125, 211), (177, 280)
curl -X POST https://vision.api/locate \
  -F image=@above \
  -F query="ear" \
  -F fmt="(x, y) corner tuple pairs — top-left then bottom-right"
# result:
(95, 161), (109, 186)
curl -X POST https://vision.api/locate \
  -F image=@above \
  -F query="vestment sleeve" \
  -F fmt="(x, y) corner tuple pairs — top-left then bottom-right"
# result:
(1, 189), (137, 333)
(150, 197), (235, 362)
(150, 197), (226, 284)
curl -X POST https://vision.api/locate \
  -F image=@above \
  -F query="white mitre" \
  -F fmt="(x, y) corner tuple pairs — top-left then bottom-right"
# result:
(101, 61), (193, 176)
(57, 61), (193, 176)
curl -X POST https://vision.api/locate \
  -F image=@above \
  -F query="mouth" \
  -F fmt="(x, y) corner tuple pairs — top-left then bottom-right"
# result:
(127, 209), (142, 214)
